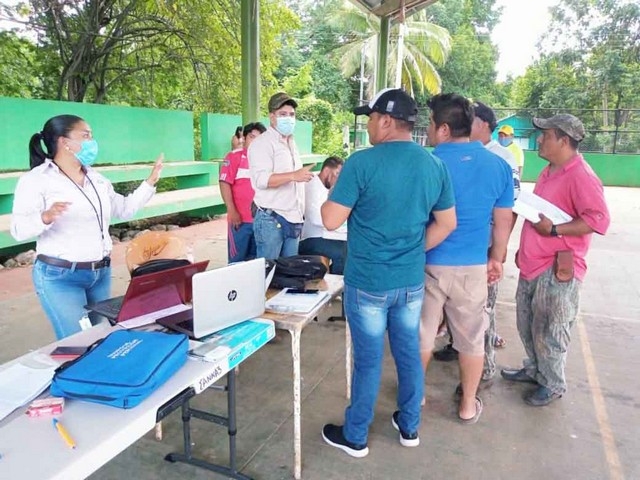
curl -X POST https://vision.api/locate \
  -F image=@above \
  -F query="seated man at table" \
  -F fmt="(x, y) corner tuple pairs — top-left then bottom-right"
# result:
(299, 156), (346, 274)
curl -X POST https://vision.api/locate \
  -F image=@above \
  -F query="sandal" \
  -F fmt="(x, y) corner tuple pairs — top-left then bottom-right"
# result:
(458, 397), (483, 425)
(494, 336), (506, 349)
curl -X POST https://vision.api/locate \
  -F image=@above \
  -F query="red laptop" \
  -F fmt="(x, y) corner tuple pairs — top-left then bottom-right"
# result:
(85, 260), (209, 324)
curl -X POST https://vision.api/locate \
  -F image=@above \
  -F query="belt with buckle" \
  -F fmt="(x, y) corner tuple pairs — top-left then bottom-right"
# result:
(37, 254), (111, 270)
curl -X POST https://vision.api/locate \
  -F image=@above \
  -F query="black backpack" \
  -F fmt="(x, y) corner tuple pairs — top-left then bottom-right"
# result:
(270, 255), (328, 289)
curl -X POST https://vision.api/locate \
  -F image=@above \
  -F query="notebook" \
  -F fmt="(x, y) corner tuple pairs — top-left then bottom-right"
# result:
(157, 258), (266, 339)
(85, 260), (209, 324)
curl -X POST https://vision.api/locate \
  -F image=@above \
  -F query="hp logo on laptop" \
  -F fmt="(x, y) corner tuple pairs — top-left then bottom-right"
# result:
(227, 290), (238, 301)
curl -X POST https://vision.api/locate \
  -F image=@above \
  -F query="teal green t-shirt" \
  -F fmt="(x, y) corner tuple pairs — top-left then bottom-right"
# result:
(329, 141), (454, 291)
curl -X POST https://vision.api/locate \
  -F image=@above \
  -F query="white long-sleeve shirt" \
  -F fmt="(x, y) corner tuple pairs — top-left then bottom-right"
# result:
(301, 175), (347, 242)
(11, 159), (155, 261)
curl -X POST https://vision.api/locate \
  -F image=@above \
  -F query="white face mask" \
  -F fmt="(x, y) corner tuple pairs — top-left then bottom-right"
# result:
(276, 117), (296, 136)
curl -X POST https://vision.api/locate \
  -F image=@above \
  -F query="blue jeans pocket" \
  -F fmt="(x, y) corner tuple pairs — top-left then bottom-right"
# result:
(39, 263), (70, 280)
(356, 289), (388, 310)
(406, 283), (425, 305)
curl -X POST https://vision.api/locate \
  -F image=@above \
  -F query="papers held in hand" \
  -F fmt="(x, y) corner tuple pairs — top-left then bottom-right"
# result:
(266, 288), (330, 314)
(513, 191), (573, 225)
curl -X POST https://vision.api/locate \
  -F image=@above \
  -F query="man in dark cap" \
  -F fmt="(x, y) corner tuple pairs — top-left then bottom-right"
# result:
(502, 114), (610, 406)
(248, 92), (316, 259)
(320, 88), (456, 457)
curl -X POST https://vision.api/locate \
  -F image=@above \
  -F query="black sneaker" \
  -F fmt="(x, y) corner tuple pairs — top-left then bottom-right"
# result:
(322, 424), (369, 458)
(391, 411), (420, 447)
(433, 343), (458, 362)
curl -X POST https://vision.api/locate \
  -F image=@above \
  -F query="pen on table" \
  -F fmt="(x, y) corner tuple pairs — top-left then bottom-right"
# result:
(53, 418), (76, 449)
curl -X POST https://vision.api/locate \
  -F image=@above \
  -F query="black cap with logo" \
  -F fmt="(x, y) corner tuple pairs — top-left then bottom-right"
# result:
(353, 88), (418, 123)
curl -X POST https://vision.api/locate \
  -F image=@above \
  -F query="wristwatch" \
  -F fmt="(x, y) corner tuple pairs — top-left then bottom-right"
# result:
(550, 225), (559, 237)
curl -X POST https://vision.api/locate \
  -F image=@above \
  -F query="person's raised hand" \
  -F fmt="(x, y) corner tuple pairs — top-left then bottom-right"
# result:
(146, 153), (164, 186)
(292, 163), (316, 183)
(42, 202), (72, 225)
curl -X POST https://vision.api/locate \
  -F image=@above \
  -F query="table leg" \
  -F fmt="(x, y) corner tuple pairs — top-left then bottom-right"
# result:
(289, 328), (303, 480)
(345, 321), (352, 400)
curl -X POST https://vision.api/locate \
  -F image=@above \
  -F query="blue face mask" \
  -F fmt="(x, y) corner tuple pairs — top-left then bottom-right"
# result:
(498, 137), (512, 147)
(276, 117), (296, 136)
(73, 139), (99, 166)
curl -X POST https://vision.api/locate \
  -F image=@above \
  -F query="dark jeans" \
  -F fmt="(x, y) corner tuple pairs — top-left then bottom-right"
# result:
(299, 237), (347, 275)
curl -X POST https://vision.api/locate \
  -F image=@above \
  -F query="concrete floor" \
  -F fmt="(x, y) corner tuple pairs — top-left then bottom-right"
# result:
(0, 184), (638, 480)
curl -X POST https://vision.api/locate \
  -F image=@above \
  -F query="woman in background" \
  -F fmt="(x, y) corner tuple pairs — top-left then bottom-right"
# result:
(11, 114), (163, 339)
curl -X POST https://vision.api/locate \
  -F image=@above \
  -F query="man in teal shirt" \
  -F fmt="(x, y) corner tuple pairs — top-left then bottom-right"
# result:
(320, 88), (456, 457)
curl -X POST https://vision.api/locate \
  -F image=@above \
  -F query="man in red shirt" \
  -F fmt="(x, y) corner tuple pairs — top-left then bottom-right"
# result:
(501, 114), (610, 406)
(219, 122), (266, 263)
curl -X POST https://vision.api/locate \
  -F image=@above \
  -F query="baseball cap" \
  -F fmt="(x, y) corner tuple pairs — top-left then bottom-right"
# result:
(268, 92), (298, 112)
(353, 88), (418, 122)
(472, 101), (497, 131)
(498, 125), (514, 135)
(532, 114), (585, 142)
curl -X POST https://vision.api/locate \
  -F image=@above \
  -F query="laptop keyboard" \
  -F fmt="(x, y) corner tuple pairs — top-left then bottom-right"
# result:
(177, 318), (194, 331)
(95, 296), (124, 316)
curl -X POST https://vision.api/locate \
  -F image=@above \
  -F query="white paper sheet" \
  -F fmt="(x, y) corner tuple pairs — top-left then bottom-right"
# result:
(0, 354), (58, 422)
(265, 289), (330, 314)
(513, 191), (573, 225)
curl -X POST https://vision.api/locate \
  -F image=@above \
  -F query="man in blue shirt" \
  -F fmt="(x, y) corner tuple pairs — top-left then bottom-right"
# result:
(320, 88), (456, 457)
(421, 93), (514, 425)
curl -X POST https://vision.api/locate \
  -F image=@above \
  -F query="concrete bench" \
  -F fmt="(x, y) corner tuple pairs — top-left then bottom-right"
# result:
(0, 161), (223, 251)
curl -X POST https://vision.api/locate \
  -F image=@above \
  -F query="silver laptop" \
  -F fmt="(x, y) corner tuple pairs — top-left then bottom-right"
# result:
(157, 258), (265, 339)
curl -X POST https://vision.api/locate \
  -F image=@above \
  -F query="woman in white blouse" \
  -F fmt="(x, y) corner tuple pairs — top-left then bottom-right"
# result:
(11, 114), (163, 339)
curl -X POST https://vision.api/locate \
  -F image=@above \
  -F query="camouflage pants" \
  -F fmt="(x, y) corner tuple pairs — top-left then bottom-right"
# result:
(515, 267), (581, 395)
(482, 282), (499, 380)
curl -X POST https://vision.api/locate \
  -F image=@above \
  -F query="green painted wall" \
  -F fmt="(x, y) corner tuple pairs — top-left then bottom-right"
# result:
(200, 113), (314, 160)
(0, 97), (194, 171)
(521, 151), (640, 186)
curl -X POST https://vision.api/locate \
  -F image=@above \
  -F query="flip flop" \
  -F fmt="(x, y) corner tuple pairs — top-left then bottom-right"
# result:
(458, 396), (483, 425)
(494, 336), (506, 349)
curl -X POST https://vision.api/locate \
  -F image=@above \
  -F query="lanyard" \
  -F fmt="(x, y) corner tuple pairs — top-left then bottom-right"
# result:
(59, 168), (105, 241)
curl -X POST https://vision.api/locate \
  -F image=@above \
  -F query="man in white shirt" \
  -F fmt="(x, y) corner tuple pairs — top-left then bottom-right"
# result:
(299, 157), (346, 274)
(248, 92), (316, 259)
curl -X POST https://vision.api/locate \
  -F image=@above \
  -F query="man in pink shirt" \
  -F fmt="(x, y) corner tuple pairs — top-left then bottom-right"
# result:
(501, 114), (610, 406)
(219, 122), (266, 263)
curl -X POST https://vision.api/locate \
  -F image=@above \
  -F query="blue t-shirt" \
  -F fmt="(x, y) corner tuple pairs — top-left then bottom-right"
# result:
(425, 141), (514, 266)
(329, 141), (455, 291)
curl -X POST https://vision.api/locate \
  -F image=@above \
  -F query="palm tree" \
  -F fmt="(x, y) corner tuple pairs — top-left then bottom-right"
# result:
(330, 4), (451, 98)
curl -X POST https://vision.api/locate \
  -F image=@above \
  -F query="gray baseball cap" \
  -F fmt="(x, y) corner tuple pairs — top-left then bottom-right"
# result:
(268, 92), (298, 112)
(532, 114), (586, 142)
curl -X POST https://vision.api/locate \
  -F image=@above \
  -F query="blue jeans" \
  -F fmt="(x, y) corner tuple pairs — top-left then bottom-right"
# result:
(299, 237), (347, 274)
(228, 222), (256, 263)
(253, 209), (299, 260)
(343, 282), (425, 445)
(32, 260), (112, 340)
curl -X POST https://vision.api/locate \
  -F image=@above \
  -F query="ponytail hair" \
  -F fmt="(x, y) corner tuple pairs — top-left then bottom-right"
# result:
(29, 114), (84, 169)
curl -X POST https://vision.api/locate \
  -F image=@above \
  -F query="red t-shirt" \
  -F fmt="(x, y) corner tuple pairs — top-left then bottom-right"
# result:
(518, 154), (610, 281)
(219, 149), (255, 223)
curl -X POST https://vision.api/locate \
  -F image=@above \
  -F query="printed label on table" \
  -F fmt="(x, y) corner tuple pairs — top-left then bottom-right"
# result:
(194, 359), (229, 393)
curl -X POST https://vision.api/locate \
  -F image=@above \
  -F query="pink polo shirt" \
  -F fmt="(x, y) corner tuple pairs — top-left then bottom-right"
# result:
(517, 154), (610, 281)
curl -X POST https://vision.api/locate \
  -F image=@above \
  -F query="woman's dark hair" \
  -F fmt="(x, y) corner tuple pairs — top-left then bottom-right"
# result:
(234, 126), (243, 138)
(29, 114), (84, 169)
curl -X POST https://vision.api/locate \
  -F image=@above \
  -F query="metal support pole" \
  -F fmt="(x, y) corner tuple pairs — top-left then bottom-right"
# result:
(241, 0), (260, 124)
(376, 16), (390, 93)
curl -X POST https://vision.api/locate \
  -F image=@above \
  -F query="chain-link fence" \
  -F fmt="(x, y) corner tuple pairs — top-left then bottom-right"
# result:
(352, 107), (640, 154)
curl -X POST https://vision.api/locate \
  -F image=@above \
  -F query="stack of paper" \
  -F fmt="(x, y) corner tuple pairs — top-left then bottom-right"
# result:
(266, 289), (331, 314)
(0, 354), (58, 422)
(513, 191), (573, 225)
